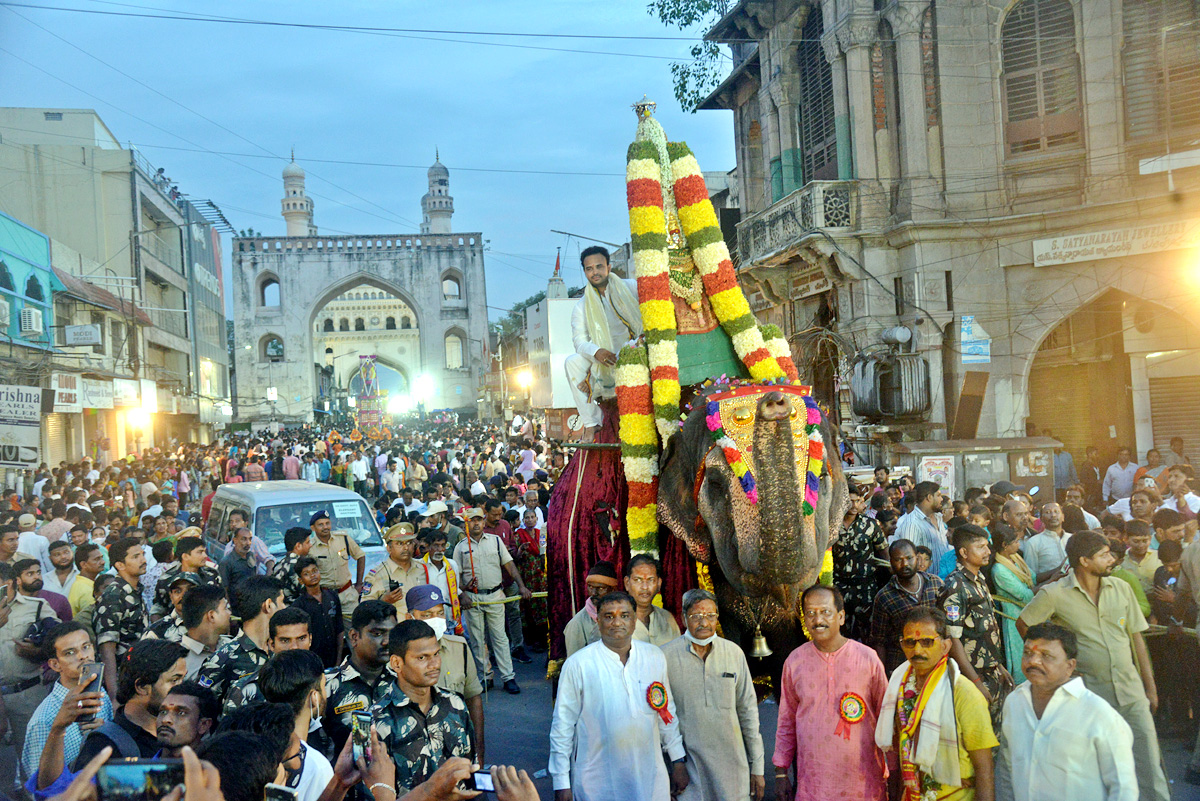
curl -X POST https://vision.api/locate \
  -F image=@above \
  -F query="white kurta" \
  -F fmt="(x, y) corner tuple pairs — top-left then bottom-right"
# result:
(549, 639), (686, 801)
(661, 636), (764, 801)
(1001, 677), (1137, 801)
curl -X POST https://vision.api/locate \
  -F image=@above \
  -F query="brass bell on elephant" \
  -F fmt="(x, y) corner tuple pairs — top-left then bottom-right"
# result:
(750, 625), (773, 659)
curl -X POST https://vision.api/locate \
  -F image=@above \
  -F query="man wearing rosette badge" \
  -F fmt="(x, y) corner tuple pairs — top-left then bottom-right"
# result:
(548, 590), (687, 801)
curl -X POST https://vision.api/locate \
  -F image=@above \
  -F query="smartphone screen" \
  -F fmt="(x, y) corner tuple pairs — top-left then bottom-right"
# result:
(351, 710), (372, 764)
(78, 662), (104, 722)
(96, 759), (184, 801)
(464, 771), (494, 792)
(264, 784), (299, 801)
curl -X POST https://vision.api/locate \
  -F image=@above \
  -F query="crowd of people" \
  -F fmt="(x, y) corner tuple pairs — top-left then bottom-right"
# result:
(0, 417), (563, 801)
(2, 421), (1198, 801)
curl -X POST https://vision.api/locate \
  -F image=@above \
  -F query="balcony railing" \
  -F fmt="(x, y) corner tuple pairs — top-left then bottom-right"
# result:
(736, 181), (855, 267)
(147, 307), (189, 339)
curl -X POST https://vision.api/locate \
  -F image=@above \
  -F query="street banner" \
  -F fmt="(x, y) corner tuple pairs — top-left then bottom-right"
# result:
(0, 385), (42, 468)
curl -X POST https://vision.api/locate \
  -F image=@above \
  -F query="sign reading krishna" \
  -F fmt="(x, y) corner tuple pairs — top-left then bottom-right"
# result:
(0, 385), (43, 468)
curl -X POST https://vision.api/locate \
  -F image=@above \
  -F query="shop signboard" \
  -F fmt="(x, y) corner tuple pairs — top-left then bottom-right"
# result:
(81, 378), (114, 410)
(0, 385), (42, 467)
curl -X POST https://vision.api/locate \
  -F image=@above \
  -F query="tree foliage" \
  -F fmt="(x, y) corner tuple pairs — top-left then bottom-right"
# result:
(647, 0), (730, 113)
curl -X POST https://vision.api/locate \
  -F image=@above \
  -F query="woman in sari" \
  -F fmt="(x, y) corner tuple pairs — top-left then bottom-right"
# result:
(513, 508), (547, 649)
(989, 526), (1034, 683)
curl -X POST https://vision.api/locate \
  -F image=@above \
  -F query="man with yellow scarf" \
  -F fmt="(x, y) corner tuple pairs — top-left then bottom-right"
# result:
(875, 606), (998, 801)
(565, 246), (642, 442)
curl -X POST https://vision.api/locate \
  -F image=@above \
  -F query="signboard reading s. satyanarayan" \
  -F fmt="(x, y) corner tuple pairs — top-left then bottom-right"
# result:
(0, 385), (42, 468)
(1032, 220), (1200, 267)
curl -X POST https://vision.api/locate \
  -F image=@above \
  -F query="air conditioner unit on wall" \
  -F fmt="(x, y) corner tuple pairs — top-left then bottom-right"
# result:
(19, 307), (43, 336)
(0, 300), (10, 328)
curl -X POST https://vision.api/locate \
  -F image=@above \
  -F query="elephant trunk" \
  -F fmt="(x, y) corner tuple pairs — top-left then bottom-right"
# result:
(748, 392), (818, 587)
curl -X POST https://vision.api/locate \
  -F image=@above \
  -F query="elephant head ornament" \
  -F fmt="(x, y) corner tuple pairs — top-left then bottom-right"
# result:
(658, 385), (850, 647)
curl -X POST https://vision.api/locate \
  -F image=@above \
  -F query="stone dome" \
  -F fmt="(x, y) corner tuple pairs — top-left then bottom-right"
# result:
(428, 159), (449, 180)
(283, 161), (305, 179)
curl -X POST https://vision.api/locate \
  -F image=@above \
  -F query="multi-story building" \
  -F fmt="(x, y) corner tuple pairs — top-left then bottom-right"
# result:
(0, 107), (231, 447)
(700, 0), (1200, 464)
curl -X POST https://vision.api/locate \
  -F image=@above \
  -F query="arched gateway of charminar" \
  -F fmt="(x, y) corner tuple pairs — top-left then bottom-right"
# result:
(231, 156), (488, 423)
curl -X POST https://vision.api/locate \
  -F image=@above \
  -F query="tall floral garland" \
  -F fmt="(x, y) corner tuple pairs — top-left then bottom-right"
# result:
(626, 139), (680, 445)
(668, 142), (789, 382)
(615, 342), (661, 558)
(618, 119), (808, 556)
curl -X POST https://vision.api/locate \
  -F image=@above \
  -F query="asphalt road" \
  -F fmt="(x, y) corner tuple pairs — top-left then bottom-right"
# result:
(4, 655), (1199, 800)
(483, 655), (1200, 801)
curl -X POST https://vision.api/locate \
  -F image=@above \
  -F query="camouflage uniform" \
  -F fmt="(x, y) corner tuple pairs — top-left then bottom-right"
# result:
(196, 633), (269, 704)
(93, 577), (147, 656)
(372, 683), (475, 793)
(322, 658), (394, 751)
(938, 567), (1009, 725)
(272, 552), (305, 604)
(140, 610), (186, 643)
(152, 565), (221, 618)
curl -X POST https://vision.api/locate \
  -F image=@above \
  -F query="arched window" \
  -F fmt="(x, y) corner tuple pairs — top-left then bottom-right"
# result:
(354, 318), (365, 331)
(339, 318), (349, 331)
(1002, 0), (1080, 155)
(262, 335), (284, 362)
(385, 317), (396, 330)
(24, 276), (44, 303)
(442, 277), (461, 300)
(445, 333), (464, 369)
(323, 318), (334, 332)
(401, 316), (412, 330)
(260, 278), (281, 307)
(0, 261), (13, 292)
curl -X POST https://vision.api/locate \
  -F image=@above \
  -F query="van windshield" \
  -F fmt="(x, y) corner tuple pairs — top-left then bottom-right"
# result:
(254, 499), (382, 554)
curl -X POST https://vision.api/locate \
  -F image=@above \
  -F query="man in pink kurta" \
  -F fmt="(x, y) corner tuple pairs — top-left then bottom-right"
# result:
(774, 585), (888, 801)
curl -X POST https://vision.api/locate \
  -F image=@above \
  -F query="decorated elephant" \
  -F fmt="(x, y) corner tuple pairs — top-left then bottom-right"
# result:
(545, 99), (849, 684)
(657, 382), (849, 670)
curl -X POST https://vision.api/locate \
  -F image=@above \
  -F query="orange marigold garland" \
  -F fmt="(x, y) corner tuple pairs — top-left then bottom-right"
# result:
(627, 135), (679, 446)
(669, 143), (787, 382)
(616, 342), (660, 557)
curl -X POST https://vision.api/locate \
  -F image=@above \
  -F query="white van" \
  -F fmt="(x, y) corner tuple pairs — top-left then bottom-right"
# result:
(203, 481), (385, 573)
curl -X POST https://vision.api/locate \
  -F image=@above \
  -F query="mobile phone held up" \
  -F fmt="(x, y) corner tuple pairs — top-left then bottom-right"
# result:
(96, 759), (183, 801)
(351, 710), (373, 764)
(264, 784), (299, 801)
(78, 662), (104, 723)
(462, 770), (495, 792)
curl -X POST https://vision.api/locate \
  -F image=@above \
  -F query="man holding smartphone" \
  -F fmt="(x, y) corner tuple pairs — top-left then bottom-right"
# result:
(20, 621), (112, 784)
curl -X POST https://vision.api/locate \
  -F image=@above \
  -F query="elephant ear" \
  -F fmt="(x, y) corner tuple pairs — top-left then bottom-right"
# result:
(657, 413), (715, 564)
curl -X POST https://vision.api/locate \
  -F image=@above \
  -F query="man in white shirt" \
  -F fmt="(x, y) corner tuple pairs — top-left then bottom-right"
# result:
(549, 590), (688, 801)
(258, 649), (334, 801)
(349, 451), (369, 497)
(381, 462), (402, 496)
(565, 246), (643, 442)
(1001, 622), (1136, 801)
(1102, 448), (1139, 504)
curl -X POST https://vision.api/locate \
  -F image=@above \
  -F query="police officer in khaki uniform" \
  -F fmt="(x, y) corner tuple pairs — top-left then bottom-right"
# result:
(362, 523), (431, 617)
(307, 510), (365, 623)
(405, 585), (485, 764)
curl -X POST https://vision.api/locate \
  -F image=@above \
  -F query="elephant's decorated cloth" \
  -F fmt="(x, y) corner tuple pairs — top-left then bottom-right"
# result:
(546, 403), (695, 666)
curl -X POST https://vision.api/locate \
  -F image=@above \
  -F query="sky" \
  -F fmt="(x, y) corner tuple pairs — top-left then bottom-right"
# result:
(0, 0), (737, 320)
